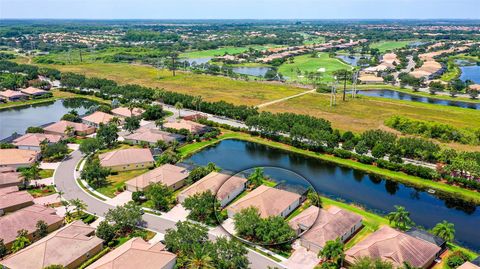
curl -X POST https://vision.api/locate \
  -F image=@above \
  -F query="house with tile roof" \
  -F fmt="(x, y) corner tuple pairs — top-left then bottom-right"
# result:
(0, 167), (23, 188)
(0, 90), (28, 102)
(111, 107), (145, 118)
(82, 111), (116, 127)
(1, 220), (103, 269)
(99, 148), (155, 172)
(345, 226), (442, 268)
(0, 189), (34, 215)
(0, 149), (39, 169)
(126, 164), (189, 192)
(86, 237), (176, 269)
(227, 185), (301, 218)
(13, 133), (63, 151)
(43, 120), (96, 137)
(178, 172), (247, 207)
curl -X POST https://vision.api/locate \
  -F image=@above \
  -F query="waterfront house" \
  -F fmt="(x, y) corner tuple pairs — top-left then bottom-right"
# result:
(227, 185), (301, 218)
(86, 237), (176, 269)
(0, 90), (28, 102)
(125, 164), (189, 192)
(43, 120), (96, 137)
(0, 148), (39, 168)
(289, 205), (363, 253)
(20, 87), (49, 97)
(0, 204), (63, 249)
(82, 111), (116, 128)
(163, 119), (208, 135)
(178, 171), (247, 207)
(345, 226), (441, 268)
(99, 148), (155, 172)
(123, 127), (183, 146)
(13, 133), (63, 151)
(0, 220), (103, 269)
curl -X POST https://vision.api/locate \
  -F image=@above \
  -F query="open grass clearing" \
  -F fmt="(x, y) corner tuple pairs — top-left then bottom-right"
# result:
(180, 45), (279, 58)
(278, 53), (353, 83)
(370, 40), (412, 52)
(36, 62), (307, 106)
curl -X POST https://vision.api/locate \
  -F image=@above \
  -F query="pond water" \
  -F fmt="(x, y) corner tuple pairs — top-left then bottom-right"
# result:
(358, 89), (480, 110)
(182, 57), (212, 65)
(0, 98), (97, 139)
(336, 55), (369, 66)
(456, 60), (480, 84)
(185, 139), (480, 251)
(231, 66), (272, 77)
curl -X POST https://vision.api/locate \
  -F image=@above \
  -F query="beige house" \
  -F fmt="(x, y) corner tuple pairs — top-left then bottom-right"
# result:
(111, 107), (145, 118)
(458, 262), (480, 269)
(126, 164), (189, 192)
(20, 87), (49, 97)
(1, 220), (103, 269)
(345, 226), (441, 268)
(99, 148), (155, 172)
(13, 133), (63, 151)
(123, 128), (183, 146)
(0, 167), (23, 188)
(0, 189), (34, 215)
(86, 237), (176, 269)
(163, 119), (208, 134)
(82, 111), (116, 127)
(0, 204), (64, 248)
(289, 205), (363, 253)
(227, 185), (301, 218)
(0, 149), (39, 169)
(44, 120), (96, 137)
(178, 172), (247, 207)
(0, 90), (28, 102)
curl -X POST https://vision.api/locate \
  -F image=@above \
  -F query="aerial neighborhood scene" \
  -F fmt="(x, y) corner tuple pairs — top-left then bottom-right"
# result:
(1, 0), (480, 268)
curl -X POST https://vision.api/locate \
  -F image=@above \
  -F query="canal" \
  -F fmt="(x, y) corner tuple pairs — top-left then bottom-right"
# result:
(359, 89), (480, 110)
(0, 98), (97, 139)
(185, 139), (480, 251)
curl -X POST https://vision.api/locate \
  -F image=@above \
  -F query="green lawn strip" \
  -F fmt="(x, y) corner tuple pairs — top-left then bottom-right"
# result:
(0, 97), (57, 110)
(27, 185), (56, 198)
(76, 178), (107, 201)
(369, 40), (412, 52)
(246, 246), (282, 262)
(38, 169), (55, 179)
(96, 169), (149, 198)
(179, 131), (480, 203)
(78, 247), (111, 269)
(441, 59), (461, 82)
(285, 201), (311, 221)
(357, 84), (480, 104)
(180, 45), (277, 58)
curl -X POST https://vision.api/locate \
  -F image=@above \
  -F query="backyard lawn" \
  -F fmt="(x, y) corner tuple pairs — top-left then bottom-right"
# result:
(278, 53), (353, 83)
(96, 169), (149, 198)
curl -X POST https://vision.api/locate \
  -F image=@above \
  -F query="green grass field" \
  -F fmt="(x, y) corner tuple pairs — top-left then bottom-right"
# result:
(37, 62), (307, 106)
(180, 45), (278, 58)
(278, 53), (353, 82)
(96, 169), (149, 198)
(370, 40), (412, 52)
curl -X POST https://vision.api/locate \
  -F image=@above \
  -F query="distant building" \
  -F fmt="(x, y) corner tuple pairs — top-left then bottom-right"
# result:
(99, 148), (155, 172)
(82, 111), (116, 127)
(0, 204), (63, 248)
(0, 220), (103, 269)
(111, 107), (145, 118)
(86, 237), (176, 269)
(0, 90), (28, 102)
(13, 133), (63, 151)
(227, 185), (301, 218)
(126, 164), (189, 192)
(43, 120), (96, 137)
(289, 205), (362, 253)
(178, 172), (247, 207)
(345, 226), (441, 268)
(0, 149), (39, 168)
(0, 189), (34, 215)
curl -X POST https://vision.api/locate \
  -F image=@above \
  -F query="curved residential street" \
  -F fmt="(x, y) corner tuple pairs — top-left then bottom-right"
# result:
(54, 150), (286, 269)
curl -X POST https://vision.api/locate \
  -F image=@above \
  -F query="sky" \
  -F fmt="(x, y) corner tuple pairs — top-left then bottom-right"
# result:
(0, 0), (479, 20)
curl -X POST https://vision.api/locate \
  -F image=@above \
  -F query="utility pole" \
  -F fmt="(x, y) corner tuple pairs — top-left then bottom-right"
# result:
(79, 49), (83, 63)
(342, 70), (348, 101)
(351, 71), (359, 98)
(330, 79), (338, 106)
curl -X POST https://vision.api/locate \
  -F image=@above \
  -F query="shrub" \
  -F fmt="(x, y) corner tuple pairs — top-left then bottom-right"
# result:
(446, 251), (469, 268)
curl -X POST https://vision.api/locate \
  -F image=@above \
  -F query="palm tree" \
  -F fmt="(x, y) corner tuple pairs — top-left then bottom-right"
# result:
(57, 190), (65, 200)
(431, 221), (455, 242)
(319, 238), (345, 266)
(61, 200), (71, 217)
(69, 198), (87, 217)
(110, 117), (121, 125)
(174, 102), (183, 119)
(64, 125), (75, 137)
(127, 102), (136, 117)
(307, 187), (322, 208)
(185, 248), (215, 269)
(192, 96), (202, 112)
(387, 205), (413, 231)
(155, 119), (164, 129)
(152, 90), (163, 102)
